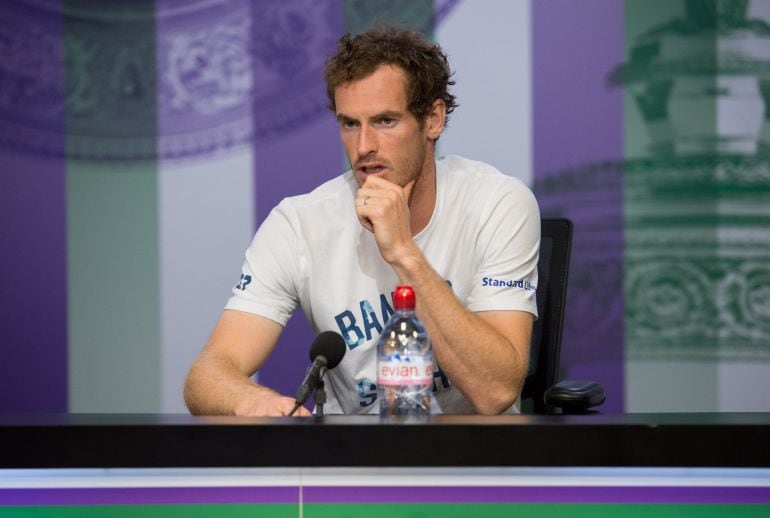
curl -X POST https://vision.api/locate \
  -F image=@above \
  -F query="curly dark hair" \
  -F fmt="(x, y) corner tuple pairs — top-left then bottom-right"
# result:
(323, 26), (458, 130)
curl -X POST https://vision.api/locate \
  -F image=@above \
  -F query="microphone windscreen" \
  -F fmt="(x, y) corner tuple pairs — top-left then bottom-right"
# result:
(309, 331), (346, 369)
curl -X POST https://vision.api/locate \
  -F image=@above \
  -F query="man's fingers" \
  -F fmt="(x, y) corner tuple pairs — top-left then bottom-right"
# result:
(292, 405), (312, 417)
(361, 175), (414, 200)
(355, 191), (375, 232)
(355, 175), (413, 238)
(278, 397), (312, 417)
(358, 214), (374, 233)
(237, 394), (314, 417)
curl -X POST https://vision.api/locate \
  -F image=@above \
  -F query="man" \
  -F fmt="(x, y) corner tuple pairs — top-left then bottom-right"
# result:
(184, 27), (540, 416)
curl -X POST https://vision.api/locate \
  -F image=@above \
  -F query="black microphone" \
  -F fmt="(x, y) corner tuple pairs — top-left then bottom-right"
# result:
(290, 331), (346, 415)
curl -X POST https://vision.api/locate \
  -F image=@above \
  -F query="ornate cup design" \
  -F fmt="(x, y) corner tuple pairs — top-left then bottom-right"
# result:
(538, 0), (770, 365)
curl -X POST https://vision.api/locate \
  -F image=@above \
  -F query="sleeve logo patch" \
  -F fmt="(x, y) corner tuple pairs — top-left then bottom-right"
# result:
(481, 277), (536, 291)
(235, 274), (252, 290)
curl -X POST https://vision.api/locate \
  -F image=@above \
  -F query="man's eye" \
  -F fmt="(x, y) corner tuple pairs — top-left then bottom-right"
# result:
(379, 118), (395, 126)
(342, 120), (358, 129)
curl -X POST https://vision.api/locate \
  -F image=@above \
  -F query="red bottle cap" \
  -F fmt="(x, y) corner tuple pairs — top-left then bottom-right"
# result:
(393, 285), (416, 310)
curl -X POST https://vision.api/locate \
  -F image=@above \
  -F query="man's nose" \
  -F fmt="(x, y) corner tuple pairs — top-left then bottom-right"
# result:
(357, 124), (377, 157)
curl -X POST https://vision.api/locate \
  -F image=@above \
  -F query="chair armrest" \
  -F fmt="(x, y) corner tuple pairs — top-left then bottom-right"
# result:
(544, 379), (606, 414)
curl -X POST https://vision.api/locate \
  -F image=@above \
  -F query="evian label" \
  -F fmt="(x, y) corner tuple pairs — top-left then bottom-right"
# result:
(378, 356), (433, 386)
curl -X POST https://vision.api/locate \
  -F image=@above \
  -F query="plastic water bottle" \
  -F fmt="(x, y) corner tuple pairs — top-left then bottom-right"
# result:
(377, 285), (433, 417)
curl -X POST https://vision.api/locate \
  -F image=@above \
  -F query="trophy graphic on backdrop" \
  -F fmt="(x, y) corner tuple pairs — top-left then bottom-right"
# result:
(537, 0), (770, 377)
(615, 0), (770, 361)
(0, 0), (459, 161)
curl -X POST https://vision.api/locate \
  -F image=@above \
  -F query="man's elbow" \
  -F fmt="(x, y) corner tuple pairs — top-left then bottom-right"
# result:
(471, 385), (520, 416)
(183, 358), (209, 415)
(183, 373), (201, 415)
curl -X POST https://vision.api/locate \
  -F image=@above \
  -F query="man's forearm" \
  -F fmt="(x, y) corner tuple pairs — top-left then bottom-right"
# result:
(389, 247), (530, 414)
(184, 350), (278, 416)
(184, 311), (308, 417)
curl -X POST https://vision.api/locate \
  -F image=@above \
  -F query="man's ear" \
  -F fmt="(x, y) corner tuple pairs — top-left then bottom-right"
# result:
(426, 99), (446, 141)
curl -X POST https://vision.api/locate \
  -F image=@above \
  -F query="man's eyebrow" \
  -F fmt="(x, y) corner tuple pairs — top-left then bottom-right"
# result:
(336, 110), (402, 123)
(336, 113), (357, 123)
(372, 110), (401, 120)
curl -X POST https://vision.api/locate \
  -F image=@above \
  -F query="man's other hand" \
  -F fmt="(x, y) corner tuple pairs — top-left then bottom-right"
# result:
(232, 391), (311, 417)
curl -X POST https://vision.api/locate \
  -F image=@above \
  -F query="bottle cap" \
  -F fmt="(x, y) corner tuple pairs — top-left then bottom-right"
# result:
(393, 285), (416, 310)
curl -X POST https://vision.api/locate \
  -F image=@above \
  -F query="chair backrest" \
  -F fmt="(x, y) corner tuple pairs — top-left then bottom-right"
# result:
(521, 218), (573, 414)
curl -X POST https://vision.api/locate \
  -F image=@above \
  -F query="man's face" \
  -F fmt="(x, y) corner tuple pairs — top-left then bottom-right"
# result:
(334, 65), (432, 188)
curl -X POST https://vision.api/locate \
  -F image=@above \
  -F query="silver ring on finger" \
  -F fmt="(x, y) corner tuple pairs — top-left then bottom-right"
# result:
(364, 196), (370, 206)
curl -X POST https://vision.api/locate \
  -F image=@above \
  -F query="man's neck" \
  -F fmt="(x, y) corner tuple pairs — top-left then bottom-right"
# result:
(409, 155), (437, 236)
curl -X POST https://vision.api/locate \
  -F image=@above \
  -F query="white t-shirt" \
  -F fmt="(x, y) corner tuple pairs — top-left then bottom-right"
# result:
(226, 155), (540, 414)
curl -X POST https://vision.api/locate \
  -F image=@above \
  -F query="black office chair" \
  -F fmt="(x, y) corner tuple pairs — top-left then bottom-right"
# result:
(520, 218), (605, 414)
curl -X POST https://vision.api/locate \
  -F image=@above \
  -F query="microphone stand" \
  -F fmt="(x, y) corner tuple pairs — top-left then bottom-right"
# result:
(313, 366), (328, 417)
(314, 380), (326, 417)
(288, 365), (328, 417)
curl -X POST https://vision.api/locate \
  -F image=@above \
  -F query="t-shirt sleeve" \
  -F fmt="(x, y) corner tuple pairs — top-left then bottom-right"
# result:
(224, 203), (301, 326)
(465, 179), (540, 318)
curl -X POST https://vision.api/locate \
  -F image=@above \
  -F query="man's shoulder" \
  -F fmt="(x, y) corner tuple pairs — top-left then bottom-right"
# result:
(439, 155), (532, 196)
(440, 154), (498, 174)
(277, 171), (356, 214)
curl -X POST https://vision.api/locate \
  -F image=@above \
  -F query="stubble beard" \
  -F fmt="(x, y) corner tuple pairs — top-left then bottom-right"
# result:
(399, 141), (427, 189)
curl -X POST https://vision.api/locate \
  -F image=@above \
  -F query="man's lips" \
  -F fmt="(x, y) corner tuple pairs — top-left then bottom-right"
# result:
(357, 163), (387, 174)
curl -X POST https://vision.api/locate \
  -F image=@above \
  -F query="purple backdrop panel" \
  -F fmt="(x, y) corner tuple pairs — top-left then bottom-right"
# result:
(302, 485), (770, 504)
(532, 0), (625, 411)
(250, 0), (344, 398)
(532, 0), (624, 172)
(0, 486), (298, 506)
(253, 118), (343, 399)
(0, 2), (68, 412)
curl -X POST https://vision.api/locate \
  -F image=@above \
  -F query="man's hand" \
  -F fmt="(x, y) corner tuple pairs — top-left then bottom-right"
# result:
(232, 389), (311, 417)
(355, 176), (417, 264)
